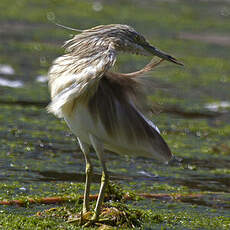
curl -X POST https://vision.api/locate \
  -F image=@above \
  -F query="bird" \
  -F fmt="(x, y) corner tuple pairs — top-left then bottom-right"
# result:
(47, 24), (182, 224)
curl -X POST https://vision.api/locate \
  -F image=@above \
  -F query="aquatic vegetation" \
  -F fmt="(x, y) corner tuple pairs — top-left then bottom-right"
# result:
(0, 0), (230, 229)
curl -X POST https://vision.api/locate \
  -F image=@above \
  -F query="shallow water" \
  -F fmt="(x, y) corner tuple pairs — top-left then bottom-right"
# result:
(0, 0), (230, 229)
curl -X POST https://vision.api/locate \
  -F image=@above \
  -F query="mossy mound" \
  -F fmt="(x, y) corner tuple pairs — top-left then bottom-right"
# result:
(37, 202), (143, 229)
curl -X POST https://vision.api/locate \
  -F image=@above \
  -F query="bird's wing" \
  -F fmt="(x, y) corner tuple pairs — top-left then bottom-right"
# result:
(87, 74), (172, 162)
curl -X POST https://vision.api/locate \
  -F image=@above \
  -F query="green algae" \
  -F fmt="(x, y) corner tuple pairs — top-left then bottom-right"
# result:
(0, 207), (229, 230)
(1, 182), (229, 229)
(1, 0), (230, 229)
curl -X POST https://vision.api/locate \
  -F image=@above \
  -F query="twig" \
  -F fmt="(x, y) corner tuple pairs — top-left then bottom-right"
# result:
(0, 193), (202, 206)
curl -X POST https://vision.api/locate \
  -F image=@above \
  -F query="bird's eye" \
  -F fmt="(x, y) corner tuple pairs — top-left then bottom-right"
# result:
(133, 33), (146, 44)
(133, 34), (140, 42)
(139, 35), (146, 43)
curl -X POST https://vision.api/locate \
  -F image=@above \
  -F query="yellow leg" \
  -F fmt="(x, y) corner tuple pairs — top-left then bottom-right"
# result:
(89, 134), (108, 221)
(77, 138), (93, 214)
(92, 162), (108, 220)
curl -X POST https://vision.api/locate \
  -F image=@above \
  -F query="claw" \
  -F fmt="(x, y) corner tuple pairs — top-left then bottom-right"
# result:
(79, 211), (83, 226)
(83, 212), (98, 227)
(83, 219), (95, 227)
(67, 211), (93, 225)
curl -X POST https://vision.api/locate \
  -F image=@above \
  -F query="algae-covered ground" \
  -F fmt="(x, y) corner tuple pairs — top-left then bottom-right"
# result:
(0, 0), (230, 229)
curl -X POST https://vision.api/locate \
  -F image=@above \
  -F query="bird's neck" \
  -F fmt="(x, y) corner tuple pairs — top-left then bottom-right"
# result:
(47, 47), (116, 118)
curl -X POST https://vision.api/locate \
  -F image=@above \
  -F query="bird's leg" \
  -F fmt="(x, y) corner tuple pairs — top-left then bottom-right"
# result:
(77, 138), (93, 214)
(89, 134), (108, 221)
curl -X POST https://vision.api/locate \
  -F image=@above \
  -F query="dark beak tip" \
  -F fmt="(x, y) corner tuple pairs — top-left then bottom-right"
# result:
(145, 44), (184, 66)
(176, 61), (184, 67)
(169, 56), (184, 67)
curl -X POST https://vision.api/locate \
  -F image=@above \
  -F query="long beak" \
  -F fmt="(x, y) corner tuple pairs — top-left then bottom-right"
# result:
(144, 44), (184, 66)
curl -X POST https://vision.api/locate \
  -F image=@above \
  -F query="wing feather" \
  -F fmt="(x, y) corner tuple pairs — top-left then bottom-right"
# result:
(88, 73), (172, 162)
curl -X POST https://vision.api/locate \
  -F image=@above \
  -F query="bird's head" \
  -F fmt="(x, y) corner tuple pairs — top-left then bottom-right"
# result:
(65, 24), (183, 66)
(95, 24), (155, 55)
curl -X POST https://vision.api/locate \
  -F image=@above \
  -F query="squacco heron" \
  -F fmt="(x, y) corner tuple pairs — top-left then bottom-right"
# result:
(47, 24), (182, 224)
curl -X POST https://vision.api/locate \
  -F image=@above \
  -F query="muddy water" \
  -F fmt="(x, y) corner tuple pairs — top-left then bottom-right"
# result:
(0, 0), (230, 228)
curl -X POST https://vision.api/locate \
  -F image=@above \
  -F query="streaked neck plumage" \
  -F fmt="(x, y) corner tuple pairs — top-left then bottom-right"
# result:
(48, 34), (117, 117)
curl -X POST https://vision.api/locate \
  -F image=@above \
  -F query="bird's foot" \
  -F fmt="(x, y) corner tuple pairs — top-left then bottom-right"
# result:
(67, 211), (101, 227)
(67, 210), (93, 225)
(68, 211), (103, 227)
(83, 213), (98, 227)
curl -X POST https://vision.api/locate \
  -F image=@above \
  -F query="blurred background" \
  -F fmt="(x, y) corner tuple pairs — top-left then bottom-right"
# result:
(0, 0), (230, 229)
